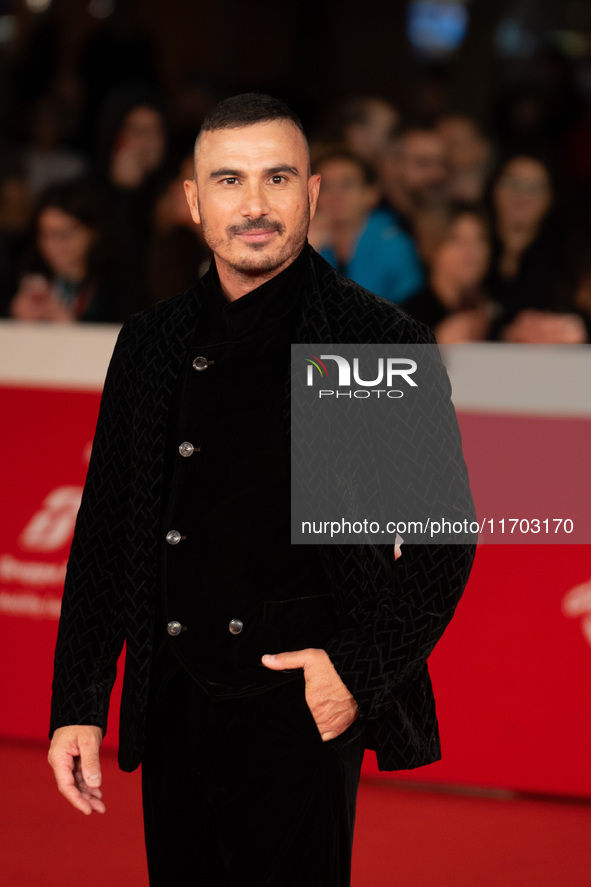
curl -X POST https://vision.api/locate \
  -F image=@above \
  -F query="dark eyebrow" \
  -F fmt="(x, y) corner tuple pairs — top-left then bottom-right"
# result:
(266, 166), (300, 177)
(209, 168), (243, 180)
(208, 165), (300, 180)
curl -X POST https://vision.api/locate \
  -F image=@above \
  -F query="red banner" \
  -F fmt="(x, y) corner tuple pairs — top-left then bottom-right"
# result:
(1, 329), (590, 796)
(363, 542), (591, 798)
(0, 385), (123, 749)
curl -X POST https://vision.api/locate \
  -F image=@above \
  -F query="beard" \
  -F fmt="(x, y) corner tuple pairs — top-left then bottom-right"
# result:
(198, 199), (311, 278)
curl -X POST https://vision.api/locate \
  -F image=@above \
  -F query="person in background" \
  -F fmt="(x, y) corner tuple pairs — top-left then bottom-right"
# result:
(378, 123), (449, 235)
(435, 114), (493, 204)
(485, 153), (588, 343)
(147, 151), (211, 303)
(315, 96), (400, 165)
(403, 204), (494, 343)
(23, 93), (87, 199)
(309, 148), (423, 304)
(0, 148), (31, 315)
(100, 94), (167, 193)
(9, 179), (116, 322)
(574, 251), (591, 321)
(93, 85), (170, 319)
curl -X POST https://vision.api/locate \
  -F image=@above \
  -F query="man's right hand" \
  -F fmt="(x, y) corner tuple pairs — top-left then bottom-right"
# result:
(48, 725), (105, 815)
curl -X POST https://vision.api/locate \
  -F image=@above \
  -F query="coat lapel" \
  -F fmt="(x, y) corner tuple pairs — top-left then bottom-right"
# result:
(283, 245), (333, 428)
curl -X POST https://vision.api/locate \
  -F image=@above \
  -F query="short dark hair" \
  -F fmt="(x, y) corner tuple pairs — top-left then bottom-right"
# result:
(24, 177), (111, 284)
(315, 96), (396, 143)
(383, 120), (439, 154)
(442, 201), (490, 236)
(35, 178), (106, 231)
(197, 92), (306, 142)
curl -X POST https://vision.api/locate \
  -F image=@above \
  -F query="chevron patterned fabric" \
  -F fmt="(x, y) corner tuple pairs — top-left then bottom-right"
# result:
(49, 245), (475, 772)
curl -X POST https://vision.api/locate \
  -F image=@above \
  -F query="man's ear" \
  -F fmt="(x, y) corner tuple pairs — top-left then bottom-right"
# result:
(184, 179), (201, 225)
(308, 173), (322, 222)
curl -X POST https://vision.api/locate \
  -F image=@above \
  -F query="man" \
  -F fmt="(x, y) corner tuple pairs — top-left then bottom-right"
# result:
(48, 94), (475, 886)
(435, 113), (492, 203)
(317, 95), (400, 164)
(309, 147), (423, 303)
(379, 123), (449, 230)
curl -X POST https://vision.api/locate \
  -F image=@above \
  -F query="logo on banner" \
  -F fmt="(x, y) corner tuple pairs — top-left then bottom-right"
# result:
(562, 579), (591, 648)
(0, 442), (88, 620)
(19, 487), (83, 552)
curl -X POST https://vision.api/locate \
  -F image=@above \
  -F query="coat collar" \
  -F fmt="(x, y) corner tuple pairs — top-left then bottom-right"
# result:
(159, 243), (334, 386)
(149, 244), (333, 445)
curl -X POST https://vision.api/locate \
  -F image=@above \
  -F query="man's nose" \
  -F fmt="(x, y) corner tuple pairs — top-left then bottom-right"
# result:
(240, 182), (269, 217)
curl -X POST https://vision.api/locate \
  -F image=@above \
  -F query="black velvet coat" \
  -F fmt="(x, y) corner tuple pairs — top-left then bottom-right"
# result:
(49, 246), (475, 772)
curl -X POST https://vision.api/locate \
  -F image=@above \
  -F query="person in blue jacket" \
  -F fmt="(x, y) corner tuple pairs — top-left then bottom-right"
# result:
(310, 147), (424, 303)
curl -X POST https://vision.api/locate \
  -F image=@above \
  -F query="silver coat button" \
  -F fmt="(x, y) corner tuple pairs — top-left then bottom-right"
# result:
(192, 356), (211, 371)
(167, 621), (183, 636)
(179, 441), (195, 458)
(166, 530), (182, 545)
(228, 619), (244, 635)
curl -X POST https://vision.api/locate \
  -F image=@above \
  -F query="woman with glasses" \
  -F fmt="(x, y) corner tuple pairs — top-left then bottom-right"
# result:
(485, 154), (588, 342)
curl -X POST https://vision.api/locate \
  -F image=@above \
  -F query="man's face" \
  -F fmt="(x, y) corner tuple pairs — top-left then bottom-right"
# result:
(493, 157), (552, 229)
(315, 158), (378, 227)
(400, 131), (448, 206)
(38, 208), (95, 281)
(118, 106), (166, 172)
(185, 120), (320, 282)
(345, 99), (399, 162)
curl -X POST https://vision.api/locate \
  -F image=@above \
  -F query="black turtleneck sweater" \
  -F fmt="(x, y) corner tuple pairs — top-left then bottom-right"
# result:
(154, 247), (336, 699)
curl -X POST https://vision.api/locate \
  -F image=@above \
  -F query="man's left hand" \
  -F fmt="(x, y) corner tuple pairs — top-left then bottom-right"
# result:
(261, 648), (358, 741)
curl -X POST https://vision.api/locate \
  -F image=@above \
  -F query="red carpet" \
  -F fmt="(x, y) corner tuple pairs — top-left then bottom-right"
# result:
(2, 738), (591, 886)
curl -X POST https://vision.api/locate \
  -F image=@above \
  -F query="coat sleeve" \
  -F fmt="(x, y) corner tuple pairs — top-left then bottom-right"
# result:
(49, 320), (136, 737)
(323, 324), (476, 720)
(323, 541), (475, 720)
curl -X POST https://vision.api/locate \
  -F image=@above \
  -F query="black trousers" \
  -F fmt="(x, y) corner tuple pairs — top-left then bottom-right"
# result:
(141, 668), (365, 886)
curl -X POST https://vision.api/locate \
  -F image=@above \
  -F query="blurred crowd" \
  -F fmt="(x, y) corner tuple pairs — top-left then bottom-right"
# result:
(2, 63), (591, 343)
(1, 82), (211, 325)
(308, 99), (591, 343)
